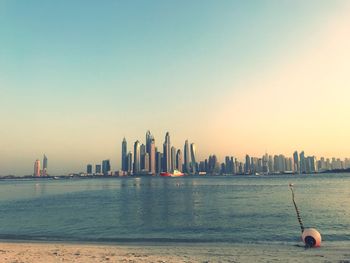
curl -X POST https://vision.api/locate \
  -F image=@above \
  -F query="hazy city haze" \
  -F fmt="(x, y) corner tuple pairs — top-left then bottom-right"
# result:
(1, 1), (350, 175)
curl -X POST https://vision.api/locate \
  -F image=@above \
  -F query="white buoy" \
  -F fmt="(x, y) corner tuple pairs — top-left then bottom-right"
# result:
(289, 184), (322, 248)
(302, 228), (322, 248)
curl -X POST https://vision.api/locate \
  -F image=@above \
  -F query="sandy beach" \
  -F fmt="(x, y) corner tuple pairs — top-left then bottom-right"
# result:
(0, 241), (349, 263)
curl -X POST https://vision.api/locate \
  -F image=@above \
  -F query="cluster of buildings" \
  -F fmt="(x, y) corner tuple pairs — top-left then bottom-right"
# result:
(33, 155), (48, 176)
(84, 130), (350, 176)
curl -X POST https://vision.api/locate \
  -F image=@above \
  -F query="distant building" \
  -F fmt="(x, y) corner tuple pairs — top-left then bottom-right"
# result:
(42, 154), (48, 176)
(87, 164), (93, 174)
(133, 140), (141, 174)
(102, 160), (111, 175)
(95, 164), (102, 174)
(293, 151), (299, 174)
(121, 138), (127, 172)
(127, 152), (133, 173)
(190, 143), (197, 174)
(34, 159), (40, 177)
(163, 132), (171, 172)
(184, 140), (190, 173)
(149, 138), (156, 174)
(176, 149), (183, 172)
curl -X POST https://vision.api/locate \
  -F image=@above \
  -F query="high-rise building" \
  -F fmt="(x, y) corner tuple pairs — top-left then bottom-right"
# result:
(149, 138), (156, 174)
(300, 151), (306, 173)
(171, 146), (176, 172)
(34, 159), (40, 177)
(142, 153), (149, 172)
(176, 149), (183, 172)
(95, 164), (102, 174)
(133, 140), (141, 174)
(163, 132), (171, 172)
(42, 154), (48, 176)
(87, 164), (93, 174)
(184, 140), (190, 173)
(140, 143), (146, 169)
(293, 151), (299, 174)
(156, 151), (163, 174)
(245, 155), (251, 174)
(121, 138), (127, 172)
(190, 143), (197, 174)
(127, 152), (133, 173)
(102, 160), (111, 175)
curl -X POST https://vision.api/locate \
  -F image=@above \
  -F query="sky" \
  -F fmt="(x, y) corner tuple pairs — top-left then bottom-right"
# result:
(1, 0), (350, 175)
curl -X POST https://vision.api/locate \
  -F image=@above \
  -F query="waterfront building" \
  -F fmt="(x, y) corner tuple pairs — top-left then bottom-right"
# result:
(293, 151), (299, 173)
(300, 151), (306, 173)
(140, 143), (146, 170)
(176, 149), (183, 172)
(34, 159), (40, 177)
(245, 155), (251, 174)
(156, 151), (163, 173)
(42, 154), (48, 176)
(133, 140), (141, 174)
(190, 143), (197, 174)
(127, 152), (133, 173)
(163, 132), (171, 172)
(149, 138), (156, 174)
(95, 164), (101, 174)
(143, 153), (149, 172)
(268, 155), (274, 173)
(184, 140), (190, 173)
(102, 160), (111, 175)
(171, 146), (176, 172)
(87, 164), (93, 174)
(121, 137), (127, 172)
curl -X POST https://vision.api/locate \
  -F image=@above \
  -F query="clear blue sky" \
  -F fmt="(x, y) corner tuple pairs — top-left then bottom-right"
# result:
(1, 0), (349, 175)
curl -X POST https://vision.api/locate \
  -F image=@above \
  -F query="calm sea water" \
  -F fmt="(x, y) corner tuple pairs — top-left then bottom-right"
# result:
(0, 174), (349, 244)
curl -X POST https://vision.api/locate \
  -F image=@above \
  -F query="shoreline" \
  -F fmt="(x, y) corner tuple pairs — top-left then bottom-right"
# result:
(0, 241), (349, 262)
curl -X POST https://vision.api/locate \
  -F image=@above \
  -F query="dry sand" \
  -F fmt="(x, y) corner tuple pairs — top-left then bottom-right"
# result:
(0, 241), (349, 263)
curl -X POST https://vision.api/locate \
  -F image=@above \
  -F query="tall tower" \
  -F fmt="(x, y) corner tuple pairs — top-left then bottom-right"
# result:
(176, 149), (183, 172)
(42, 154), (48, 176)
(133, 140), (141, 174)
(121, 138), (127, 171)
(293, 151), (299, 174)
(300, 151), (306, 174)
(149, 138), (156, 174)
(163, 132), (171, 172)
(190, 143), (197, 174)
(184, 140), (190, 173)
(171, 146), (176, 172)
(34, 159), (41, 177)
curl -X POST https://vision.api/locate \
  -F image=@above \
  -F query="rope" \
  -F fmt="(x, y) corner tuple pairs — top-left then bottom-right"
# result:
(289, 184), (304, 233)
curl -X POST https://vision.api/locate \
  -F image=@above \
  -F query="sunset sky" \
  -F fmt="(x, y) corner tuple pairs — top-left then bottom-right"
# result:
(1, 0), (350, 175)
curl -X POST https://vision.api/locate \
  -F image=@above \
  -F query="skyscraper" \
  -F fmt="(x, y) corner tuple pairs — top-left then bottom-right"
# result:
(102, 160), (111, 175)
(149, 138), (156, 174)
(87, 164), (93, 174)
(133, 140), (141, 174)
(34, 159), (40, 177)
(245, 155), (251, 174)
(127, 152), (133, 173)
(121, 138), (127, 172)
(42, 154), (48, 176)
(163, 132), (171, 172)
(95, 164), (101, 174)
(293, 151), (299, 174)
(171, 146), (176, 172)
(184, 140), (190, 173)
(190, 143), (197, 174)
(300, 151), (306, 173)
(176, 149), (183, 172)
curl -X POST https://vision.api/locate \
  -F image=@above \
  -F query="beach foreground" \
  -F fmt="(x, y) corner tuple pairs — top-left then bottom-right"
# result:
(0, 241), (349, 263)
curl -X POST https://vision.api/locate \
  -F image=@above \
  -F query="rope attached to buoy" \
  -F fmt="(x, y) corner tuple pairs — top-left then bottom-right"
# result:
(289, 183), (304, 233)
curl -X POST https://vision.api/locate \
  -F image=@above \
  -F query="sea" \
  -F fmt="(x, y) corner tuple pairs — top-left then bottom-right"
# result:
(0, 173), (349, 244)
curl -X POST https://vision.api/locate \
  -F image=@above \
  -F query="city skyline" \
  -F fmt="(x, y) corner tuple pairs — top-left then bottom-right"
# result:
(1, 1), (350, 175)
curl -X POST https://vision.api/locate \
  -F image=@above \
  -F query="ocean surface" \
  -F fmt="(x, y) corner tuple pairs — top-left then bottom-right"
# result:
(0, 174), (349, 244)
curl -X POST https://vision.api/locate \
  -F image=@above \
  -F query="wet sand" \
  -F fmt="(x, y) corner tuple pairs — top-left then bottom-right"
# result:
(0, 241), (349, 262)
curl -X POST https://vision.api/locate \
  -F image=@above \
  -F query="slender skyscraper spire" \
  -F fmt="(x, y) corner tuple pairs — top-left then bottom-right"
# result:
(42, 154), (48, 176)
(163, 132), (171, 172)
(122, 137), (127, 171)
(133, 140), (141, 174)
(149, 138), (156, 174)
(190, 143), (197, 174)
(184, 140), (190, 173)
